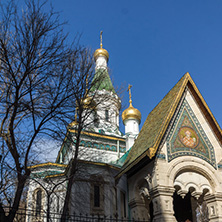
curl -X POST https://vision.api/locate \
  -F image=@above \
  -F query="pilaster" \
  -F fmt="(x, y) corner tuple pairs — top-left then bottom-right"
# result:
(204, 193), (222, 222)
(150, 186), (176, 222)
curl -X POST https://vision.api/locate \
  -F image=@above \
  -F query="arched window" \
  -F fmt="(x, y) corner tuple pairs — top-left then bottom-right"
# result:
(36, 189), (42, 217)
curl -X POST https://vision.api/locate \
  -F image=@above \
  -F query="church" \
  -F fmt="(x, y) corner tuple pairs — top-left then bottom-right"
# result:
(26, 35), (222, 222)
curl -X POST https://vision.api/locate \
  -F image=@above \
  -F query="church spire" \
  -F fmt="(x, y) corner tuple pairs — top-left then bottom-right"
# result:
(100, 30), (103, 48)
(122, 84), (141, 124)
(122, 84), (141, 151)
(90, 32), (122, 137)
(94, 31), (109, 69)
(91, 32), (115, 93)
(128, 84), (133, 106)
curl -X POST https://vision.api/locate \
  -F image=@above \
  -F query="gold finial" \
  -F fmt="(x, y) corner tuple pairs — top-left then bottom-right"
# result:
(85, 74), (89, 94)
(68, 103), (78, 127)
(100, 31), (103, 48)
(127, 84), (132, 106)
(74, 107), (77, 121)
(94, 31), (109, 61)
(75, 100), (78, 121)
(122, 84), (141, 123)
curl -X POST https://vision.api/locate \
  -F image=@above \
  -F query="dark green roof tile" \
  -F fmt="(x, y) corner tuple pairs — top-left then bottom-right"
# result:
(122, 73), (189, 169)
(91, 69), (116, 93)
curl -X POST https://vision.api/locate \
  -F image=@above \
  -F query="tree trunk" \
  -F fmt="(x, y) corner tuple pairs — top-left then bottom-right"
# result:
(7, 175), (27, 222)
(0, 204), (6, 222)
(61, 123), (82, 222)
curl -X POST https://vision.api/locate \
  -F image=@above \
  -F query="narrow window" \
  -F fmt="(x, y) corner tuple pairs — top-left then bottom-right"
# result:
(94, 185), (100, 207)
(105, 110), (109, 121)
(36, 190), (42, 216)
(93, 111), (99, 127)
(121, 191), (126, 217)
(57, 195), (60, 213)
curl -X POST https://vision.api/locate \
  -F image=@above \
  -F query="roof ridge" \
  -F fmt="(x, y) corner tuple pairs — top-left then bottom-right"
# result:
(116, 72), (216, 177)
(122, 73), (188, 169)
(118, 72), (222, 177)
(147, 72), (190, 157)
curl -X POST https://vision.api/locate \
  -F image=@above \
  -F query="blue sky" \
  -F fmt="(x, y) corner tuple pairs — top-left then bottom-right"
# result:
(13, 0), (221, 133)
(52, 0), (222, 131)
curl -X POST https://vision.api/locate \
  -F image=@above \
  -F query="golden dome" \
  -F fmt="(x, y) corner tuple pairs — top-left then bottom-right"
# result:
(94, 31), (109, 61)
(94, 48), (109, 61)
(122, 103), (141, 123)
(68, 94), (96, 128)
(68, 120), (78, 128)
(122, 84), (141, 123)
(81, 95), (97, 110)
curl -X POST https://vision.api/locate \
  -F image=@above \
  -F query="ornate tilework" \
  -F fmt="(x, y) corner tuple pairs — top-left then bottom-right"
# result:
(157, 153), (166, 160)
(80, 139), (126, 153)
(166, 99), (216, 168)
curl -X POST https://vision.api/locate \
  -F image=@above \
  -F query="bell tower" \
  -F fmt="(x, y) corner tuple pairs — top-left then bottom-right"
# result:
(90, 31), (122, 136)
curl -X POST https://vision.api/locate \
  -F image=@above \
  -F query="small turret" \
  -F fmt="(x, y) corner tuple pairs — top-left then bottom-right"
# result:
(81, 31), (122, 137)
(94, 31), (109, 70)
(122, 85), (141, 151)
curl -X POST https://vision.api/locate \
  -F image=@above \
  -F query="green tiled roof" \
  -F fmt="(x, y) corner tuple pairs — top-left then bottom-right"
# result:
(121, 73), (190, 172)
(30, 170), (64, 179)
(111, 148), (131, 168)
(91, 69), (116, 93)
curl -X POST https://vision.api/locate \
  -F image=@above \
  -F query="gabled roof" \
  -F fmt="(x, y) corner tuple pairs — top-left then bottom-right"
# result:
(118, 72), (222, 177)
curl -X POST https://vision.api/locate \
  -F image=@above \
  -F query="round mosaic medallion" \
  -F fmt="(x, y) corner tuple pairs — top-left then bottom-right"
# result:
(178, 126), (199, 148)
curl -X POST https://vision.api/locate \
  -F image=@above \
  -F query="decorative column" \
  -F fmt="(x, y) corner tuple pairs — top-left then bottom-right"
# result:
(204, 193), (222, 222)
(150, 186), (176, 222)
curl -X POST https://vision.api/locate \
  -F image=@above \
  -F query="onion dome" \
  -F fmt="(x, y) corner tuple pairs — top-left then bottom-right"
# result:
(68, 120), (78, 127)
(68, 95), (96, 128)
(122, 84), (141, 123)
(94, 48), (109, 61)
(93, 31), (109, 61)
(122, 102), (141, 124)
(81, 95), (97, 110)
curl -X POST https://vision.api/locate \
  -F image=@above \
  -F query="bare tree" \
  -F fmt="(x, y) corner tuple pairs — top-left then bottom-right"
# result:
(0, 0), (107, 221)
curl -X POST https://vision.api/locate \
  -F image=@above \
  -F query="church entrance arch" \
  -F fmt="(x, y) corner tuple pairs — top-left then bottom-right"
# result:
(173, 191), (193, 222)
(173, 171), (211, 222)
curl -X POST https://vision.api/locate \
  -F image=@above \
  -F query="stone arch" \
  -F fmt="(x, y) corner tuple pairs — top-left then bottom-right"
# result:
(129, 176), (148, 201)
(166, 157), (220, 191)
(174, 171), (212, 200)
(137, 178), (149, 198)
(129, 177), (151, 221)
(166, 157), (219, 222)
(129, 177), (150, 207)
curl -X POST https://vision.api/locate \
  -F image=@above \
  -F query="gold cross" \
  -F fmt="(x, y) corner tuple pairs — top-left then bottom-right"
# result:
(127, 84), (132, 105)
(100, 31), (103, 48)
(85, 74), (89, 94)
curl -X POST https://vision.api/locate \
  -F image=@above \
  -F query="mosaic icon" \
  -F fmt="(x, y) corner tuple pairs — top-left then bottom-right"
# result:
(178, 126), (199, 148)
(166, 99), (216, 168)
